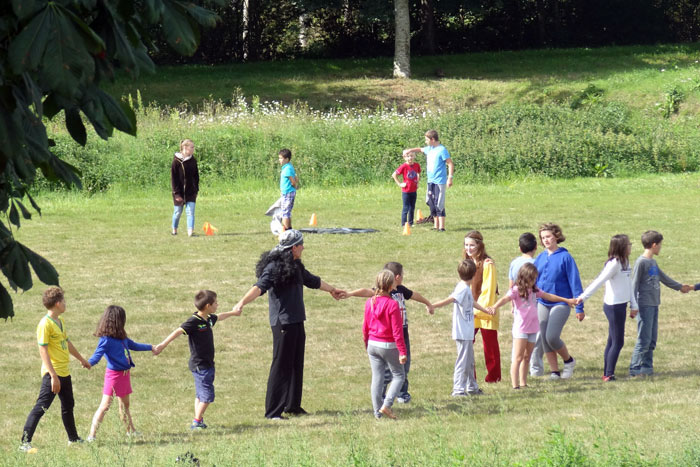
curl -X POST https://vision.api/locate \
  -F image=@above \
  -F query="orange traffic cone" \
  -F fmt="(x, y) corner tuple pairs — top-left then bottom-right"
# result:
(416, 209), (424, 221)
(402, 222), (411, 236)
(202, 222), (218, 236)
(309, 213), (317, 227)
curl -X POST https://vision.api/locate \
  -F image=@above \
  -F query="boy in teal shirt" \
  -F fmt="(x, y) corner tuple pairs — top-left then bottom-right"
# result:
(278, 148), (298, 230)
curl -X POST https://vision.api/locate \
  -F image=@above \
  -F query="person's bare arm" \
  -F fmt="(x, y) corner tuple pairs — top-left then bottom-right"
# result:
(68, 340), (90, 369)
(232, 285), (263, 315)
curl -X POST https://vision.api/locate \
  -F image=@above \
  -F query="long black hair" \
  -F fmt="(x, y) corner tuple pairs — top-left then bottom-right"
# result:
(255, 248), (300, 286)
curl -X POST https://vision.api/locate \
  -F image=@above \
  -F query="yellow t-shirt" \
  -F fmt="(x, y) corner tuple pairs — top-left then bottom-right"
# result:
(474, 262), (500, 330)
(37, 315), (70, 377)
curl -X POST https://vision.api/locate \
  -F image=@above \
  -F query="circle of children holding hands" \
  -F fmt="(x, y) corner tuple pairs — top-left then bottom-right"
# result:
(20, 139), (700, 451)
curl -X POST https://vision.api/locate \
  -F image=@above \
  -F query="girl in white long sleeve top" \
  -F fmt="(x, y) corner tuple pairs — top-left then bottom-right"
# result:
(578, 235), (637, 381)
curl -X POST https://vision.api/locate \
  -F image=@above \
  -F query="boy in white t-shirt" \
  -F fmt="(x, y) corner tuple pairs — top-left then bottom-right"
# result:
(432, 260), (493, 396)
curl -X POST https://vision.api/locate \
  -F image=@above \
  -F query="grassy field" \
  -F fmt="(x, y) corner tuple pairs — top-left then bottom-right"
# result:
(105, 43), (700, 114)
(2, 175), (700, 465)
(40, 43), (700, 197)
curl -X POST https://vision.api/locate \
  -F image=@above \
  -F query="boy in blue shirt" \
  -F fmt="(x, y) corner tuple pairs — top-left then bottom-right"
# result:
(278, 149), (298, 230)
(403, 130), (454, 231)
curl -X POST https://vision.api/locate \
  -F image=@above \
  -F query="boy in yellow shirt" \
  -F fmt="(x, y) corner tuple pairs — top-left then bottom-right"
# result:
(20, 287), (91, 452)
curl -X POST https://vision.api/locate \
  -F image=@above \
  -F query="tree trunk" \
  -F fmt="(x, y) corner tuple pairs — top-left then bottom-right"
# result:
(299, 14), (308, 49)
(242, 0), (260, 60)
(420, 0), (436, 54)
(394, 0), (411, 78)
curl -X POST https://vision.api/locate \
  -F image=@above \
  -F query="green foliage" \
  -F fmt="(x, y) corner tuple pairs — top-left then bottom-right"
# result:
(570, 84), (605, 110)
(660, 86), (684, 118)
(0, 0), (220, 318)
(37, 98), (699, 194)
(528, 428), (590, 466)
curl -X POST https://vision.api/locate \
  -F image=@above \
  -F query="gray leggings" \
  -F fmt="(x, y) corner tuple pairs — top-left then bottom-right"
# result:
(367, 343), (405, 417)
(537, 303), (570, 353)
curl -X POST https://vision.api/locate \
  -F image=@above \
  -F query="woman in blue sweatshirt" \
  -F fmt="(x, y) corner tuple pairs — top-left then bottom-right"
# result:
(87, 306), (155, 440)
(533, 224), (585, 380)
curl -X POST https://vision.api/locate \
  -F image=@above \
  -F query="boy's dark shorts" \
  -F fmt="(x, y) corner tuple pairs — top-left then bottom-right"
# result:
(192, 367), (215, 403)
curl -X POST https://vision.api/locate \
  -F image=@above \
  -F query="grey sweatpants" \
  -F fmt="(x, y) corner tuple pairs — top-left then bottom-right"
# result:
(368, 343), (405, 417)
(453, 339), (479, 394)
(537, 303), (570, 353)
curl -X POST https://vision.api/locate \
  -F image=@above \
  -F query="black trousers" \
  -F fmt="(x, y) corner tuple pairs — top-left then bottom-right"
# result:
(265, 322), (305, 418)
(22, 373), (79, 443)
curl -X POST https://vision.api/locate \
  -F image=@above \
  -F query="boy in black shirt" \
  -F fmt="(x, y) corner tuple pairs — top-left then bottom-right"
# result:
(157, 290), (238, 429)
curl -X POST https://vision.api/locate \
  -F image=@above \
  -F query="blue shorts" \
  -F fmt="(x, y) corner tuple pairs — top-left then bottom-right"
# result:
(192, 367), (215, 403)
(281, 191), (296, 219)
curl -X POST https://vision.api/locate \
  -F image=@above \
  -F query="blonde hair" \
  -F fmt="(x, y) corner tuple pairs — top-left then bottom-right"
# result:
(180, 139), (194, 151)
(370, 269), (395, 310)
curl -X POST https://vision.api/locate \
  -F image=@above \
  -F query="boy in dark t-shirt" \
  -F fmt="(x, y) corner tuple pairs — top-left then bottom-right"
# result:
(157, 290), (238, 430)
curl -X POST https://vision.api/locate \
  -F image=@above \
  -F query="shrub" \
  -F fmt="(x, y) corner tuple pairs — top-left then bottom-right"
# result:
(38, 98), (699, 193)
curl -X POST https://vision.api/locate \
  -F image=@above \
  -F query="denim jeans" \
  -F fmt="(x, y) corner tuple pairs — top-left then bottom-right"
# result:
(172, 201), (196, 231)
(602, 303), (627, 377)
(401, 192), (417, 226)
(629, 305), (658, 375)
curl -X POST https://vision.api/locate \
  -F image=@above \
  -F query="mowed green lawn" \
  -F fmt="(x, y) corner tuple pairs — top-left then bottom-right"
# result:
(2, 175), (700, 465)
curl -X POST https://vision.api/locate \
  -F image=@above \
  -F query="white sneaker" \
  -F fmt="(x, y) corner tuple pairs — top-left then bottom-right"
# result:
(86, 436), (96, 443)
(561, 358), (576, 379)
(549, 372), (561, 380)
(19, 442), (35, 453)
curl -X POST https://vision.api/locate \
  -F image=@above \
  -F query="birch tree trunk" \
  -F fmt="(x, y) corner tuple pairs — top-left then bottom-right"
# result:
(393, 0), (411, 78)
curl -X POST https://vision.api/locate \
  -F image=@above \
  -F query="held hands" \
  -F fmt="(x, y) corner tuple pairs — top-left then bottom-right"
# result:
(630, 309), (639, 318)
(81, 359), (91, 370)
(426, 304), (434, 315)
(152, 344), (163, 356)
(486, 306), (497, 316)
(231, 303), (244, 316)
(567, 298), (581, 307)
(680, 284), (692, 293)
(330, 289), (347, 300)
(399, 355), (408, 365)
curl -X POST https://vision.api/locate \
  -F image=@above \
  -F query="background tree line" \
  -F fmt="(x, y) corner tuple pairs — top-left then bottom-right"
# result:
(152, 0), (700, 65)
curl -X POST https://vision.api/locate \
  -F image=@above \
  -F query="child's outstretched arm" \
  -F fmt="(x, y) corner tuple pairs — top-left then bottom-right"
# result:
(488, 295), (512, 314)
(431, 296), (455, 309)
(67, 340), (91, 369)
(474, 302), (492, 315)
(409, 291), (434, 315)
(218, 309), (241, 321)
(156, 328), (185, 353)
(345, 288), (373, 299)
(541, 292), (577, 307)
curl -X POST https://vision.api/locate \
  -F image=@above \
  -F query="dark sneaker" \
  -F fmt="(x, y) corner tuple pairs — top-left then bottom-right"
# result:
(190, 420), (207, 430)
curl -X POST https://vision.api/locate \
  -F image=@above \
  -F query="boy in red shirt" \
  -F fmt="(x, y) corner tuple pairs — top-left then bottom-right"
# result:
(392, 151), (421, 227)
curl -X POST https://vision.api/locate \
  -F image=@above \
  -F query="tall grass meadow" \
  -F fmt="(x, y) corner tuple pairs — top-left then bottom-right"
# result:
(42, 94), (700, 194)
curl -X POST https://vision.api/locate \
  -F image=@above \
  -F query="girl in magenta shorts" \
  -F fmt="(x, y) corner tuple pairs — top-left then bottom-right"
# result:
(87, 305), (158, 440)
